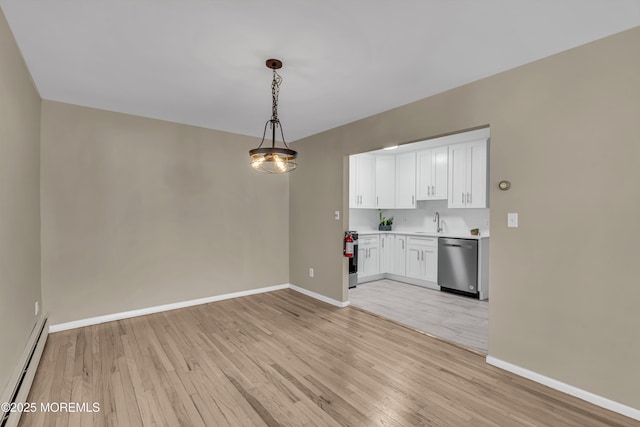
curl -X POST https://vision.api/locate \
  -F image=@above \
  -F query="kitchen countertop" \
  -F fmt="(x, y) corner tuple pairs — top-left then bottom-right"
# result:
(357, 230), (489, 240)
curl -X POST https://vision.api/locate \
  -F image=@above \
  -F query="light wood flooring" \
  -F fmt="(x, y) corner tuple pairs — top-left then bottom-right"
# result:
(350, 279), (488, 353)
(21, 289), (636, 426)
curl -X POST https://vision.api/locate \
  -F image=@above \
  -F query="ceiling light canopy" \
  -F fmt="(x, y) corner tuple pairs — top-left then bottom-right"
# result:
(250, 59), (297, 174)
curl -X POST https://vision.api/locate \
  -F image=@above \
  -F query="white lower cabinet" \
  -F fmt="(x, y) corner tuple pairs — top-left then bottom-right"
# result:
(379, 234), (394, 274)
(358, 235), (380, 279)
(392, 235), (406, 276)
(359, 233), (437, 287)
(405, 236), (438, 282)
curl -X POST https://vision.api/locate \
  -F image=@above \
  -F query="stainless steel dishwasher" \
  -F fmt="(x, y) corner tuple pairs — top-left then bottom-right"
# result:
(438, 238), (479, 297)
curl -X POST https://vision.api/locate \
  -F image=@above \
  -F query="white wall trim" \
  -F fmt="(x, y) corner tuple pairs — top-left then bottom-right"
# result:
(50, 284), (289, 332)
(486, 356), (640, 422)
(288, 284), (350, 308)
(49, 283), (350, 333)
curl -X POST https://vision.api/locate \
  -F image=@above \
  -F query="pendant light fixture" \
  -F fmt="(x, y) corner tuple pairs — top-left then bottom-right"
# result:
(249, 59), (297, 173)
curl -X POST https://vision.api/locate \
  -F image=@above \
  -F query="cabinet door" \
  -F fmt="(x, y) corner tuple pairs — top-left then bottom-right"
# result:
(406, 245), (422, 279)
(349, 156), (357, 208)
(448, 143), (468, 208)
(467, 139), (488, 208)
(357, 245), (365, 275)
(356, 154), (376, 209)
(366, 245), (379, 276)
(416, 149), (433, 200)
(379, 235), (392, 274)
(432, 146), (448, 200)
(395, 152), (417, 209)
(357, 154), (376, 209)
(423, 246), (438, 282)
(393, 235), (406, 276)
(375, 156), (395, 209)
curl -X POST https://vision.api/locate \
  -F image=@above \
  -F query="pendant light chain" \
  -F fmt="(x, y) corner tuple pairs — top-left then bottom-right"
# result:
(270, 69), (291, 150)
(271, 69), (281, 123)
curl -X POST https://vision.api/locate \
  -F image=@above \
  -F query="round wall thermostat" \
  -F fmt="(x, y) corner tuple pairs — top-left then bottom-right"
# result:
(498, 180), (511, 191)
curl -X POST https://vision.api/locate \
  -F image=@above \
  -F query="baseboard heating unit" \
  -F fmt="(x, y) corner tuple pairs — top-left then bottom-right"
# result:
(0, 317), (48, 427)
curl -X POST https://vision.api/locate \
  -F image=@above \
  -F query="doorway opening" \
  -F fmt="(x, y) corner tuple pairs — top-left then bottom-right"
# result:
(346, 127), (490, 353)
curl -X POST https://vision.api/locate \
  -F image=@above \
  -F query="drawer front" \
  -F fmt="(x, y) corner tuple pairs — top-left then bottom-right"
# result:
(407, 236), (437, 247)
(359, 235), (379, 246)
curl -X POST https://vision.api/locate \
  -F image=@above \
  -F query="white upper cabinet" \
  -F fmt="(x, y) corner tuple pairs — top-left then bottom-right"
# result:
(351, 130), (488, 210)
(448, 139), (488, 208)
(349, 156), (357, 207)
(375, 156), (395, 209)
(350, 154), (376, 209)
(417, 146), (448, 200)
(395, 152), (417, 209)
(467, 141), (488, 208)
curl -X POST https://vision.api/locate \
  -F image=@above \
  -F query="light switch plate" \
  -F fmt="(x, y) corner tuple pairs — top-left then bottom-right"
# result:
(334, 211), (340, 220)
(507, 213), (518, 228)
(309, 268), (314, 278)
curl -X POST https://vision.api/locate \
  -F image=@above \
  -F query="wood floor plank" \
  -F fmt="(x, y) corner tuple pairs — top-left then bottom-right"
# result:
(20, 289), (639, 427)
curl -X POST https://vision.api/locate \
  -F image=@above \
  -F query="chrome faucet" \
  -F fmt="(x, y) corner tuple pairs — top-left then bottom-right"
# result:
(434, 212), (442, 233)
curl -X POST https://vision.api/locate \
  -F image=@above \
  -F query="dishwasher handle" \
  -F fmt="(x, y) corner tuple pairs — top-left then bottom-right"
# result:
(443, 243), (475, 250)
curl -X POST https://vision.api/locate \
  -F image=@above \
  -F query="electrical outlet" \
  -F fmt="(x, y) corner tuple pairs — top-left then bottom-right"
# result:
(309, 268), (314, 278)
(35, 301), (40, 316)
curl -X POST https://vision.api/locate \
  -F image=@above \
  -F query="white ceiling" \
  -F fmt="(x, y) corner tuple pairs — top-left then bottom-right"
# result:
(2, 1), (639, 142)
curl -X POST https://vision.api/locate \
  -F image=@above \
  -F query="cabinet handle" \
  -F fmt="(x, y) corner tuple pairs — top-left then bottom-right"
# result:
(417, 251), (419, 261)
(401, 240), (404, 249)
(427, 186), (431, 196)
(468, 192), (472, 204)
(376, 196), (379, 206)
(421, 250), (424, 261)
(412, 195), (415, 206)
(462, 192), (465, 204)
(382, 239), (384, 248)
(432, 185), (435, 195)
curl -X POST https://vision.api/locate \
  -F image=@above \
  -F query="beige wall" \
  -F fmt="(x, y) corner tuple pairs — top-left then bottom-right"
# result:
(0, 8), (42, 394)
(290, 26), (640, 408)
(41, 101), (289, 324)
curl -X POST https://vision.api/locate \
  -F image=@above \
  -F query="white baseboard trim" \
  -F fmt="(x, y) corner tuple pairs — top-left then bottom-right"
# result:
(486, 356), (640, 421)
(50, 283), (289, 332)
(288, 284), (350, 308)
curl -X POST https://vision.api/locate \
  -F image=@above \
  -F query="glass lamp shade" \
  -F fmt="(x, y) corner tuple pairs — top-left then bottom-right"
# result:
(249, 147), (297, 174)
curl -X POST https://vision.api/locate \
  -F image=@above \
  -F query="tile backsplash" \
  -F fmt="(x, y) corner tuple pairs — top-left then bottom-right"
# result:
(349, 200), (489, 235)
